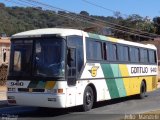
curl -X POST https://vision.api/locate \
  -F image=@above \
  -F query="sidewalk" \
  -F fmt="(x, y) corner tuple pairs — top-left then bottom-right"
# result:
(157, 82), (160, 88)
(0, 86), (8, 107)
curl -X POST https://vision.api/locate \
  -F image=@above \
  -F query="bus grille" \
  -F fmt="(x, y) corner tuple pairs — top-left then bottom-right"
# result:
(152, 76), (156, 89)
(18, 88), (45, 92)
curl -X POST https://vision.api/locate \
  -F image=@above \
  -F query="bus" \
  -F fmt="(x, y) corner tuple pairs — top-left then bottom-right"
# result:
(7, 28), (158, 111)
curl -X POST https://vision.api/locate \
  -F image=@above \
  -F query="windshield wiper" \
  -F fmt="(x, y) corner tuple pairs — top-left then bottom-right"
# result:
(36, 73), (47, 77)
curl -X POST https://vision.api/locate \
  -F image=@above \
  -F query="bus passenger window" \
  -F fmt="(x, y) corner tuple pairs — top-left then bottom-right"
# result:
(140, 49), (148, 63)
(108, 44), (117, 61)
(130, 47), (139, 63)
(149, 50), (157, 63)
(86, 39), (102, 61)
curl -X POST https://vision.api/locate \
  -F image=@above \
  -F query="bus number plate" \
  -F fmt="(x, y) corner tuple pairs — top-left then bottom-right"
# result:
(10, 81), (24, 86)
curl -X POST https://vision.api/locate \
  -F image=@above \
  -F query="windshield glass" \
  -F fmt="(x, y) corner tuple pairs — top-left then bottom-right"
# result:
(9, 37), (65, 79)
(9, 40), (33, 76)
(34, 38), (65, 77)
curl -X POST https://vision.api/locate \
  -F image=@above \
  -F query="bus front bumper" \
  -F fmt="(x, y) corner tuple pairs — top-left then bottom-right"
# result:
(7, 92), (66, 108)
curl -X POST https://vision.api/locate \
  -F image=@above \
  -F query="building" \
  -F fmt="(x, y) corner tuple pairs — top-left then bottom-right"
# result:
(0, 37), (10, 65)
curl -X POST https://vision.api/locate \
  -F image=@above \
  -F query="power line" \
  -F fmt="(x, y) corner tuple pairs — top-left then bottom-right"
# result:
(5, 0), (155, 39)
(82, 0), (128, 18)
(29, 0), (158, 38)
(17, 0), (43, 7)
(23, 0), (155, 39)
(16, 0), (90, 28)
(4, 0), (28, 6)
(82, 0), (160, 38)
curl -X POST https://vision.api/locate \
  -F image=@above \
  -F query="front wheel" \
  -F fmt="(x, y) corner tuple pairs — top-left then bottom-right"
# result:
(83, 86), (94, 111)
(139, 81), (146, 99)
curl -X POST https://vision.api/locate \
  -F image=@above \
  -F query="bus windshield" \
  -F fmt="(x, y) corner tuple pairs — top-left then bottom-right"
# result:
(34, 38), (65, 77)
(9, 37), (65, 79)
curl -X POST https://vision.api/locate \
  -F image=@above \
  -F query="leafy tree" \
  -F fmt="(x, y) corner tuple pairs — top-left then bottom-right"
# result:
(153, 17), (160, 34)
(0, 2), (157, 42)
(80, 11), (89, 16)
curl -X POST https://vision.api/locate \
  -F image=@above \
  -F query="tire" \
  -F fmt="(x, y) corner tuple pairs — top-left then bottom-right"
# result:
(139, 81), (146, 99)
(83, 86), (94, 111)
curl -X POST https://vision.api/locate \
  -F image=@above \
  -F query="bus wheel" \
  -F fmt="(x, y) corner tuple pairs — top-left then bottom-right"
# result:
(83, 86), (94, 111)
(139, 81), (146, 99)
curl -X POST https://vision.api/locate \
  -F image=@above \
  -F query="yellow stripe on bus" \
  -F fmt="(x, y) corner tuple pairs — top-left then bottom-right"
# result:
(119, 64), (132, 96)
(107, 37), (118, 43)
(45, 81), (56, 89)
(119, 65), (157, 96)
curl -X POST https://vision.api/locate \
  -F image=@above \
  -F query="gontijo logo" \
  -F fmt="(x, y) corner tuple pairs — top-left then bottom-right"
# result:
(89, 66), (99, 77)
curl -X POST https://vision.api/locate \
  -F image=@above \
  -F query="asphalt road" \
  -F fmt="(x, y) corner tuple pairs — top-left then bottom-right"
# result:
(1, 88), (160, 120)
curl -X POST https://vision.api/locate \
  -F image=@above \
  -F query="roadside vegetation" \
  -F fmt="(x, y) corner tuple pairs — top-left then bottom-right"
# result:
(1, 3), (160, 42)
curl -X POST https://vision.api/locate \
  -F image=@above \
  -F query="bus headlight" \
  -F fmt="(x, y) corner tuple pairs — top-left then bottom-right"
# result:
(47, 89), (56, 93)
(8, 96), (15, 100)
(8, 88), (16, 92)
(47, 89), (63, 94)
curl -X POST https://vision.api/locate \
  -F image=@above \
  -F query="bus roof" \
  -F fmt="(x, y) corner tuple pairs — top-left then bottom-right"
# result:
(12, 28), (83, 38)
(12, 28), (156, 50)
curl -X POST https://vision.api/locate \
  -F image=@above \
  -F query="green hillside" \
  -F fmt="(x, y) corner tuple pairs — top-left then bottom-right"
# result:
(0, 3), (160, 41)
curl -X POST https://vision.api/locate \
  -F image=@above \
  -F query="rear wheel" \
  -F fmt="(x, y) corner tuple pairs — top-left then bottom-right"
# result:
(83, 86), (94, 111)
(139, 81), (146, 99)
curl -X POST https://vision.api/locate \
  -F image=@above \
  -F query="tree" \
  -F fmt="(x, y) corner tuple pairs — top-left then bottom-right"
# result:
(0, 3), (5, 8)
(153, 17), (160, 34)
(80, 11), (89, 16)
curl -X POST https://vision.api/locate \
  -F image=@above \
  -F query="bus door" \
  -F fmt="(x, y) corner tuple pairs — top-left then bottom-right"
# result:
(66, 36), (84, 107)
(66, 47), (77, 107)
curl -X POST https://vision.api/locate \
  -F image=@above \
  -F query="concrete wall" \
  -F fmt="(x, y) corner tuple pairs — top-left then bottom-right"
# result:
(0, 37), (10, 65)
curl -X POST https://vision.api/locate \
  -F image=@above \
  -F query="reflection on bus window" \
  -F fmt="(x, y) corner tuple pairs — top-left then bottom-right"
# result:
(35, 38), (65, 77)
(14, 51), (21, 71)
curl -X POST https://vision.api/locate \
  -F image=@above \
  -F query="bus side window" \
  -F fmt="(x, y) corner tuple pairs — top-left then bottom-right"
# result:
(149, 50), (157, 64)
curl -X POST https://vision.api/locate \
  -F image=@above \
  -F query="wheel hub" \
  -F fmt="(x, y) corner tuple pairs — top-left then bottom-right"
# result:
(86, 92), (92, 105)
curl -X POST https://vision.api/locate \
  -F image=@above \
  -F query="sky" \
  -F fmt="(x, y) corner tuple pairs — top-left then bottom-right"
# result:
(1, 0), (160, 19)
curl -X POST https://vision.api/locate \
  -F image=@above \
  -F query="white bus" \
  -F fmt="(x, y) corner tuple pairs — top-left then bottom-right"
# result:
(7, 28), (158, 111)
